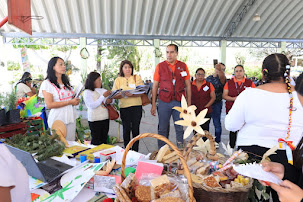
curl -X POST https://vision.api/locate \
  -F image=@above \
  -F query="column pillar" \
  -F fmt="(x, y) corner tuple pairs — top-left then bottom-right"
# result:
(280, 41), (286, 53)
(154, 39), (160, 67)
(220, 40), (227, 64)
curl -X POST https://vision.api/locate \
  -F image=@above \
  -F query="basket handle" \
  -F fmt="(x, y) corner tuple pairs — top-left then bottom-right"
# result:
(121, 133), (194, 202)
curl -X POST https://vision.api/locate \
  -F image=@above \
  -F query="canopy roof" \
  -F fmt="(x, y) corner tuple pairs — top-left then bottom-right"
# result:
(1, 0), (303, 42)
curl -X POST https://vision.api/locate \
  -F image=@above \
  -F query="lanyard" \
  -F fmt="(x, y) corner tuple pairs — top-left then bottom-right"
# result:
(235, 81), (244, 95)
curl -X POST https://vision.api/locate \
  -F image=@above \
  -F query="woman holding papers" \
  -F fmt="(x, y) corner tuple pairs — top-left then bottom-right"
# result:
(261, 73), (303, 202)
(112, 60), (144, 152)
(39, 57), (80, 141)
(83, 71), (113, 145)
(225, 54), (303, 201)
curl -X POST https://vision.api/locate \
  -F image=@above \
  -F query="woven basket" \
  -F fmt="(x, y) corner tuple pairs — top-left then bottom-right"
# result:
(121, 133), (195, 202)
(183, 131), (252, 202)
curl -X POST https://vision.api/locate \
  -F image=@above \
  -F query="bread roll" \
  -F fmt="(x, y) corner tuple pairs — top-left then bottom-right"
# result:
(156, 144), (170, 162)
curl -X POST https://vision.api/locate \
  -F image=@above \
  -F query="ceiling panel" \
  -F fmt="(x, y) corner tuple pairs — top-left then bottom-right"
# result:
(0, 0), (302, 41)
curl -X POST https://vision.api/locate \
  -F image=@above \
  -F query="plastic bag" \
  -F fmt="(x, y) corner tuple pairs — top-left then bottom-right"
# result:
(137, 173), (188, 201)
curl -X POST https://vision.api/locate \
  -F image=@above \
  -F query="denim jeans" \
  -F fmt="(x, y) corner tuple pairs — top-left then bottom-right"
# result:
(211, 101), (222, 143)
(157, 100), (183, 148)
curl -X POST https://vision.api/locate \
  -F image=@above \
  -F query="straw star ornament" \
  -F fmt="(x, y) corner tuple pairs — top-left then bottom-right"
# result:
(173, 95), (197, 119)
(174, 96), (209, 139)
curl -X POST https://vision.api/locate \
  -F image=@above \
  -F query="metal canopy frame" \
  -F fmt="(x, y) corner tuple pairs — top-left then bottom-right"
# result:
(223, 0), (257, 39)
(3, 35), (303, 48)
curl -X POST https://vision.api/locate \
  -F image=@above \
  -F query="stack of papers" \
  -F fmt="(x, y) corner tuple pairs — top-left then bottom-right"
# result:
(233, 162), (283, 185)
(121, 85), (150, 96)
(103, 89), (122, 104)
(73, 84), (85, 98)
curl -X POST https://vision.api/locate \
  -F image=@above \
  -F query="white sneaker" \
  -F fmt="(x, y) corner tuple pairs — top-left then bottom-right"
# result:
(215, 142), (219, 149)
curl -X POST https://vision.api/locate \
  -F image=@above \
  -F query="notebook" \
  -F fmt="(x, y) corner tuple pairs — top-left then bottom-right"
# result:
(6, 144), (73, 183)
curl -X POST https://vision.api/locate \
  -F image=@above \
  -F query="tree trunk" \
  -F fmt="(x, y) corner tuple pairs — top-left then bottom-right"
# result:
(96, 40), (102, 72)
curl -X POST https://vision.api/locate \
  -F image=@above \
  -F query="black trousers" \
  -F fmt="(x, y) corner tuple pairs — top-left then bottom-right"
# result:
(239, 145), (301, 202)
(120, 105), (142, 152)
(198, 113), (212, 142)
(229, 131), (238, 148)
(88, 119), (109, 145)
(201, 113), (212, 131)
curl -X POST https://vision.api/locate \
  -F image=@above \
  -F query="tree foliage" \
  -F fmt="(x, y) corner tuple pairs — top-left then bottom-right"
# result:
(235, 52), (246, 65)
(107, 42), (141, 71)
(12, 38), (51, 50)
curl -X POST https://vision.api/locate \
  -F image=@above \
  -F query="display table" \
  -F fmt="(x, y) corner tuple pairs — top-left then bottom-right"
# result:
(29, 141), (108, 202)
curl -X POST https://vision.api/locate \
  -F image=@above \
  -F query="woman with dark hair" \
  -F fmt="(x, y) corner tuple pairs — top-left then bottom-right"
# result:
(223, 65), (255, 148)
(38, 57), (80, 140)
(15, 72), (36, 99)
(225, 54), (303, 201)
(83, 72), (113, 145)
(191, 68), (215, 132)
(112, 60), (144, 152)
(260, 73), (303, 202)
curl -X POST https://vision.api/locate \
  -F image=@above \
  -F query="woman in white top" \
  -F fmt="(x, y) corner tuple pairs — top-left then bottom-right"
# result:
(0, 143), (31, 202)
(262, 74), (303, 202)
(225, 53), (303, 201)
(15, 72), (36, 99)
(83, 72), (113, 145)
(39, 57), (80, 141)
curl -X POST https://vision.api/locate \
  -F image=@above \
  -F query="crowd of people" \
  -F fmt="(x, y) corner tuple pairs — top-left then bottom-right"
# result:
(2, 44), (303, 201)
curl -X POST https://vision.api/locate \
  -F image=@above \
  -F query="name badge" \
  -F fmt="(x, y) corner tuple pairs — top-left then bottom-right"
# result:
(129, 84), (136, 89)
(181, 71), (187, 77)
(203, 86), (209, 91)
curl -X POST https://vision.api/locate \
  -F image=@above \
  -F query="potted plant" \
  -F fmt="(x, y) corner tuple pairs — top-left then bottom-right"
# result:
(4, 91), (20, 124)
(0, 94), (6, 126)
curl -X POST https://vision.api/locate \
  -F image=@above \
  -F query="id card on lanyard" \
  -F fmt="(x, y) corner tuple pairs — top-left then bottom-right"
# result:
(168, 67), (175, 86)
(235, 82), (244, 95)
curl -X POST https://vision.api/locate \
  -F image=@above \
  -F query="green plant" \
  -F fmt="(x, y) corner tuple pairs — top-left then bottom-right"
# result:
(248, 180), (270, 202)
(5, 131), (65, 161)
(12, 38), (51, 50)
(76, 115), (90, 143)
(7, 61), (21, 71)
(3, 92), (17, 111)
(107, 42), (141, 71)
(101, 70), (116, 90)
(245, 67), (263, 80)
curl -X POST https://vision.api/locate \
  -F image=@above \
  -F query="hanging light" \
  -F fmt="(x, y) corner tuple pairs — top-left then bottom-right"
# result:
(253, 13), (261, 21)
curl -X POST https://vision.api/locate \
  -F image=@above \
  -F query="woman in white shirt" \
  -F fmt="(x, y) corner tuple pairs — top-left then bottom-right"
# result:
(83, 72), (113, 145)
(262, 74), (303, 202)
(15, 72), (36, 99)
(39, 57), (80, 141)
(0, 143), (31, 202)
(225, 53), (303, 201)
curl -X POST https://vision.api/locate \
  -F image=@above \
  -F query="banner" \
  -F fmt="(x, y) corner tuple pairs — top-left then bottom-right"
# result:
(21, 46), (30, 72)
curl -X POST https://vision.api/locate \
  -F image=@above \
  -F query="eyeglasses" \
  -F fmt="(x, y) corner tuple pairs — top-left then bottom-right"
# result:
(196, 73), (205, 76)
